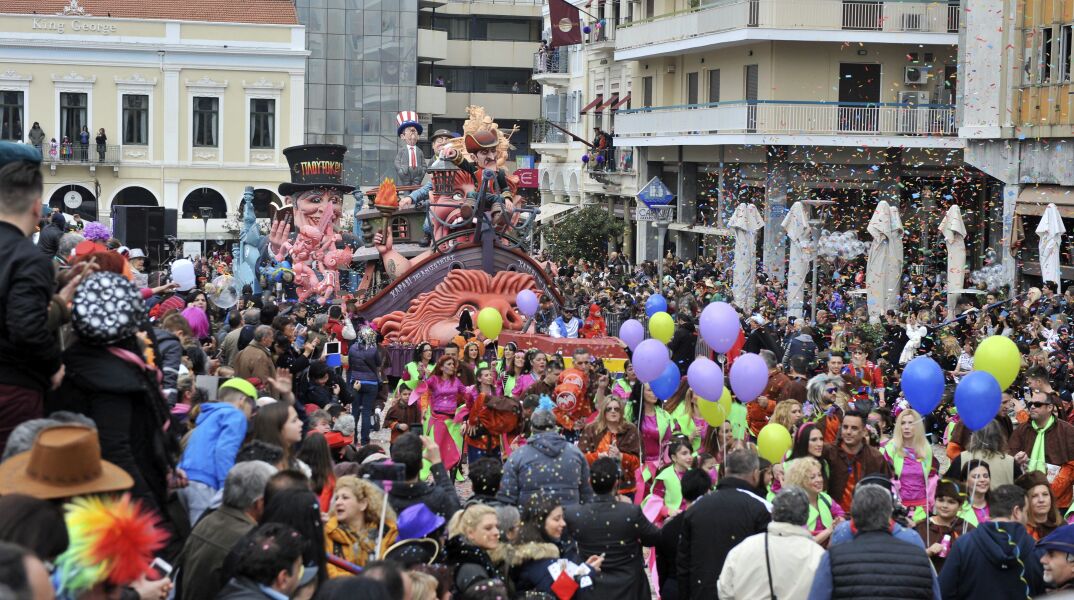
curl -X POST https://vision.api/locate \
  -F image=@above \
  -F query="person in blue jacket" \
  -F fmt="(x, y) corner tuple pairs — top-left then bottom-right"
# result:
(177, 377), (257, 525)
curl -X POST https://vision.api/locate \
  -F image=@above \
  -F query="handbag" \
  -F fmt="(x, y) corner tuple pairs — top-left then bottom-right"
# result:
(341, 318), (356, 341)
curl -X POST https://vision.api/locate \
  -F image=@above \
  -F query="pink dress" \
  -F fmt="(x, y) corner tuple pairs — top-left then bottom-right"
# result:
(411, 375), (474, 471)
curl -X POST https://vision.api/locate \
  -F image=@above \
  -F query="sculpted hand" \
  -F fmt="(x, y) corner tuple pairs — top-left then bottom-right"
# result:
(268, 218), (292, 257)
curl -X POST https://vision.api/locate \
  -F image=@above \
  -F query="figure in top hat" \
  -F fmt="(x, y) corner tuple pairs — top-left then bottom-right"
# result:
(267, 144), (355, 304)
(393, 111), (426, 187)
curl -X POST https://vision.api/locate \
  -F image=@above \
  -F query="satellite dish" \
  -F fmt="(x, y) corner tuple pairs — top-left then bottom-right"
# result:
(63, 191), (82, 209)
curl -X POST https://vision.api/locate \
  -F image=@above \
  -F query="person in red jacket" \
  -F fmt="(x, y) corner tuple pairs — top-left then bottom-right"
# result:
(580, 303), (607, 338)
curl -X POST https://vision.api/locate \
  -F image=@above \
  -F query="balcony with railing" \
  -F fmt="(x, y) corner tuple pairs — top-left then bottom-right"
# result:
(532, 48), (570, 87)
(615, 100), (959, 146)
(38, 144), (123, 172)
(616, 0), (960, 59)
(531, 119), (573, 158)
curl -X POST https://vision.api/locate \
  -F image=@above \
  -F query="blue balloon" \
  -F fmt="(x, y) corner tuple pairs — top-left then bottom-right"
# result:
(900, 357), (945, 415)
(954, 371), (1002, 431)
(650, 361), (681, 401)
(645, 294), (668, 318)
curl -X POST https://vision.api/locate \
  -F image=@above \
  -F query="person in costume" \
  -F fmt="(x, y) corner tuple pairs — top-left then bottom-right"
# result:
(881, 408), (939, 521)
(664, 385), (708, 453)
(959, 459), (992, 526)
(393, 111), (426, 186)
(790, 422), (831, 485)
(784, 456), (845, 547)
(914, 479), (975, 573)
(511, 349), (546, 399)
(404, 129), (456, 247)
(579, 303), (607, 338)
(395, 342), (434, 399)
(411, 355), (474, 476)
(1017, 471), (1064, 541)
(611, 360), (637, 401)
(548, 305), (581, 339)
(54, 494), (170, 600)
(497, 342), (517, 376)
(266, 144), (355, 304)
(579, 396), (641, 497)
(502, 348), (530, 400)
(643, 437), (695, 522)
(459, 341), (484, 387)
(464, 366), (520, 463)
(628, 382), (675, 503)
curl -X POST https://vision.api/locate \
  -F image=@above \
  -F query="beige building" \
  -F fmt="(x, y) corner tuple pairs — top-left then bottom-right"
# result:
(556, 0), (980, 282)
(0, 0), (305, 249)
(417, 0), (542, 165)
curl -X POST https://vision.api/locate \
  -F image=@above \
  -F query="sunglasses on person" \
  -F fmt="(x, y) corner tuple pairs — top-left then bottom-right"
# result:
(825, 387), (839, 394)
(606, 406), (622, 413)
(1027, 401), (1052, 409)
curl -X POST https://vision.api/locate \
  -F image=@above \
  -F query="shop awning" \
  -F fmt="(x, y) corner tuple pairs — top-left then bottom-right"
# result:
(1016, 186), (1074, 218)
(612, 93), (632, 110)
(597, 94), (619, 111)
(579, 95), (604, 114)
(536, 202), (578, 223)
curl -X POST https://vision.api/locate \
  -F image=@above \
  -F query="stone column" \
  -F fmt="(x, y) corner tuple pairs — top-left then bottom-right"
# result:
(763, 145), (788, 281)
(1002, 183), (1019, 294)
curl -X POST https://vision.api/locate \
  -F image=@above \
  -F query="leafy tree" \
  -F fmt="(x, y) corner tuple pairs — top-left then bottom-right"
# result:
(542, 205), (623, 263)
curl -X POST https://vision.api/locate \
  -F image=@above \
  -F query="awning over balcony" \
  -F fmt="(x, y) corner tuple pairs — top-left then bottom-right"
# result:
(536, 202), (578, 223)
(597, 94), (619, 111)
(1017, 186), (1074, 218)
(612, 93), (631, 110)
(579, 95), (604, 114)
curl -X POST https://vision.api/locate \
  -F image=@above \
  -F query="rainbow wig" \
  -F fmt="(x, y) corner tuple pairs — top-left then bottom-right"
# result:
(55, 494), (168, 594)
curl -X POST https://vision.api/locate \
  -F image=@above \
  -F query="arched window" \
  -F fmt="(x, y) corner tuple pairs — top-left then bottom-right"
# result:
(182, 188), (227, 219)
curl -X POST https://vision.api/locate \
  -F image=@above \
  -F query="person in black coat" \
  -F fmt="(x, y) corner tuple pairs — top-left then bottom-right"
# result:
(939, 484), (1045, 599)
(654, 469), (713, 600)
(564, 458), (661, 600)
(677, 449), (771, 600)
(386, 433), (461, 522)
(667, 315), (698, 377)
(36, 211), (66, 258)
(48, 273), (177, 534)
(743, 315), (782, 360)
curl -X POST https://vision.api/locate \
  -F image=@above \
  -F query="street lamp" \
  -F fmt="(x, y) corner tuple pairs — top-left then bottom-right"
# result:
(199, 207), (214, 257)
(801, 199), (834, 324)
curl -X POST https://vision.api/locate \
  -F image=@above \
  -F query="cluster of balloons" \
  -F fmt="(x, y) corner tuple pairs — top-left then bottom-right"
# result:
(969, 263), (1008, 292)
(815, 229), (867, 261)
(901, 335), (1020, 431)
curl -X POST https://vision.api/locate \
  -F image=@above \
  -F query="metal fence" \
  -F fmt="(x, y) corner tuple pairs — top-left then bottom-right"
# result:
(38, 143), (122, 164)
(603, 312), (714, 360)
(533, 119), (569, 144)
(533, 48), (568, 75)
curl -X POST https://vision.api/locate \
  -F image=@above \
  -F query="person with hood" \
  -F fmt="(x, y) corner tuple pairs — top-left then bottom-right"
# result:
(939, 484), (1045, 598)
(387, 433), (461, 521)
(549, 305), (582, 339)
(565, 458), (659, 600)
(782, 324), (818, 370)
(580, 303), (607, 338)
(497, 409), (595, 507)
(176, 377), (258, 525)
(36, 211), (66, 257)
(49, 272), (176, 521)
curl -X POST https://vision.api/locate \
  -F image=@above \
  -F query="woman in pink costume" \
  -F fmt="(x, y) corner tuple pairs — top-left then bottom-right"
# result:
(410, 354), (474, 474)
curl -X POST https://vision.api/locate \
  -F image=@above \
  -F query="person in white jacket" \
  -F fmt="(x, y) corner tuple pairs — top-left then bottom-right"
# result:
(718, 486), (825, 600)
(899, 311), (929, 365)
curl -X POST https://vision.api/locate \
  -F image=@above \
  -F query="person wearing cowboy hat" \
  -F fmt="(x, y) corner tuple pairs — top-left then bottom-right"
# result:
(442, 129), (517, 227)
(403, 128), (457, 246)
(0, 424), (133, 500)
(393, 111), (426, 186)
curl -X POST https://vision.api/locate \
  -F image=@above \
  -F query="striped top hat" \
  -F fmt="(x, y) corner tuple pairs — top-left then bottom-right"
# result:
(396, 111), (423, 136)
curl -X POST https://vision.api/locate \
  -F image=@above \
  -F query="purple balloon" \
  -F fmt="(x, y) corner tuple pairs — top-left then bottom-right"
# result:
(729, 353), (768, 402)
(633, 339), (670, 383)
(687, 357), (724, 401)
(700, 302), (742, 354)
(516, 289), (539, 318)
(619, 319), (645, 351)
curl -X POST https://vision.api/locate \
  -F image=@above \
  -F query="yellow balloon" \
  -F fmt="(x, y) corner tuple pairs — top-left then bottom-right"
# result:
(757, 423), (792, 464)
(699, 398), (727, 427)
(718, 387), (732, 416)
(649, 311), (674, 343)
(477, 307), (503, 340)
(974, 335), (1020, 391)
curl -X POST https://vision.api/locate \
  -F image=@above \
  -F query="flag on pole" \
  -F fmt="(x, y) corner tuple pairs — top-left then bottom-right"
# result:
(549, 0), (583, 47)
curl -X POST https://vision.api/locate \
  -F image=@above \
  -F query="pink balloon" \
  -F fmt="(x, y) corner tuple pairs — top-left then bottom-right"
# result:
(633, 339), (670, 383)
(700, 302), (742, 354)
(729, 353), (768, 402)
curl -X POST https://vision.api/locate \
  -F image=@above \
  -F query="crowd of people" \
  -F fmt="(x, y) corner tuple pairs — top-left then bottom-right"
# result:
(8, 135), (1074, 600)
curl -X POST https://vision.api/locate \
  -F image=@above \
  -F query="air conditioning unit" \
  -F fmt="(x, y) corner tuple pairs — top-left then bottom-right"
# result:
(666, 64), (677, 74)
(905, 65), (930, 85)
(898, 90), (930, 106)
